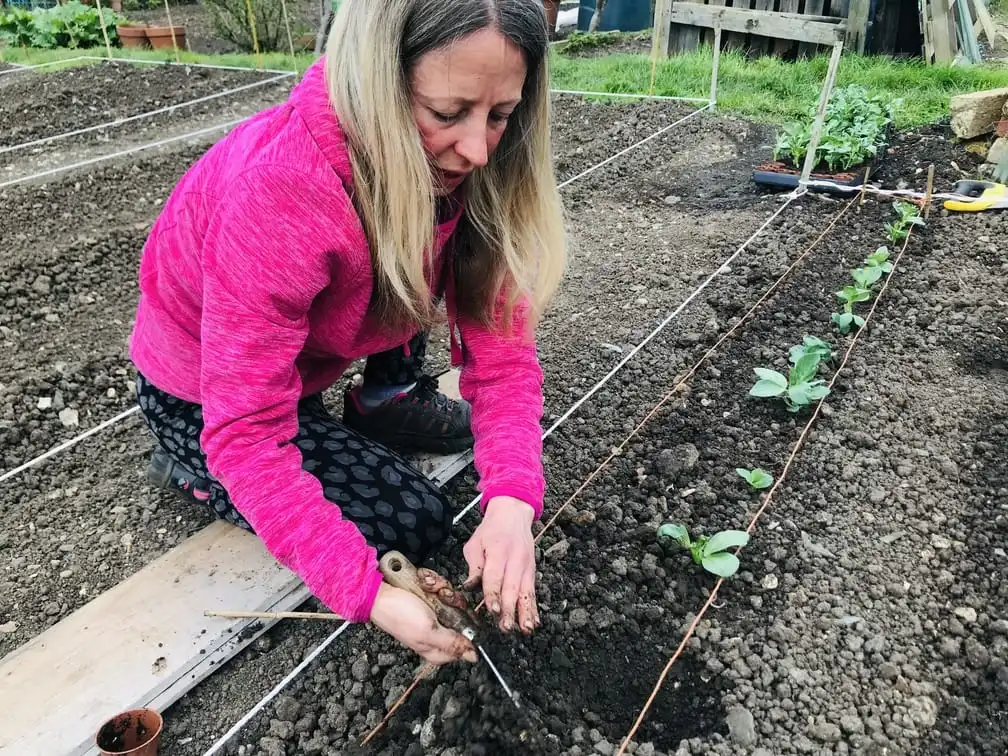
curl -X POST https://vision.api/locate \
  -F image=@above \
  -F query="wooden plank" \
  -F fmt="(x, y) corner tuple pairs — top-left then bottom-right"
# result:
(844, 0), (871, 52)
(774, 0), (803, 56)
(666, 4), (846, 44)
(931, 0), (956, 61)
(798, 0), (827, 56)
(652, 0), (675, 58)
(0, 369), (469, 756)
(669, 0), (705, 53)
(749, 0), (776, 55)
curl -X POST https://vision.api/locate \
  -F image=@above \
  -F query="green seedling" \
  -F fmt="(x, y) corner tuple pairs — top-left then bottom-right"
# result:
(749, 350), (831, 413)
(657, 523), (749, 578)
(736, 467), (774, 490)
(884, 201), (924, 242)
(789, 335), (833, 365)
(864, 246), (893, 273)
(832, 284), (871, 334)
(851, 265), (883, 289)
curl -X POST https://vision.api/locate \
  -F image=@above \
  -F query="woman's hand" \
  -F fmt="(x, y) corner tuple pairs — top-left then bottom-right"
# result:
(463, 496), (540, 634)
(369, 581), (478, 665)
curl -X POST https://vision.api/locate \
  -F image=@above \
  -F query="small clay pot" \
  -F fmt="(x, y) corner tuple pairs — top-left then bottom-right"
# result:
(146, 25), (186, 50)
(95, 708), (163, 756)
(116, 23), (150, 49)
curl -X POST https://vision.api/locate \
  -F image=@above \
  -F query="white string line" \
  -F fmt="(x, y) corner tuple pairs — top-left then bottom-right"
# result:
(80, 54), (297, 75)
(0, 116), (247, 190)
(0, 72), (294, 156)
(0, 55), (92, 75)
(551, 88), (711, 104)
(799, 176), (985, 204)
(557, 103), (712, 190)
(0, 406), (140, 484)
(202, 621), (351, 756)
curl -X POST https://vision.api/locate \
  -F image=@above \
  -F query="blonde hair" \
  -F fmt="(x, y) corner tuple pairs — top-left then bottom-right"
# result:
(324, 0), (566, 335)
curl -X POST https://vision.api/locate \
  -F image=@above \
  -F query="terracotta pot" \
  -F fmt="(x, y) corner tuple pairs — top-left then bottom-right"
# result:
(116, 23), (149, 48)
(146, 25), (186, 50)
(544, 0), (560, 38)
(95, 708), (163, 756)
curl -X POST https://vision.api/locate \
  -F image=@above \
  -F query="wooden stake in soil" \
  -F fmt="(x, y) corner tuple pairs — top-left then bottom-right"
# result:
(924, 163), (936, 219)
(799, 39), (845, 186)
(244, 0), (264, 70)
(163, 0), (181, 63)
(859, 165), (870, 208)
(709, 25), (722, 108)
(277, 0), (298, 77)
(95, 0), (114, 60)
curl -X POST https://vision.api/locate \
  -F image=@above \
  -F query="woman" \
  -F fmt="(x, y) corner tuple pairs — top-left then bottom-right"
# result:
(128, 0), (566, 666)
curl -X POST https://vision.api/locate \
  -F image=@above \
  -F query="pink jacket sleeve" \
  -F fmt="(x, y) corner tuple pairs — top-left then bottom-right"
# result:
(198, 166), (383, 623)
(455, 288), (546, 519)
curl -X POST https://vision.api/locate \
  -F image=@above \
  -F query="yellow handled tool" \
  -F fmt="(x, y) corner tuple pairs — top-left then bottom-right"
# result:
(944, 179), (1008, 212)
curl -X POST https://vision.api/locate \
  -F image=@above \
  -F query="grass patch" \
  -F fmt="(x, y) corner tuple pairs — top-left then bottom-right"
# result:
(550, 45), (1008, 127)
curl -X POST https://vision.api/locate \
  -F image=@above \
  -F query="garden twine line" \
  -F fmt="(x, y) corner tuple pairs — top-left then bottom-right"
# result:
(614, 209), (920, 756)
(359, 193), (858, 747)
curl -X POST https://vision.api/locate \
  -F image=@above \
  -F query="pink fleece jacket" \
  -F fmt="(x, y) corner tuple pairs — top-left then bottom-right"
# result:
(128, 57), (546, 624)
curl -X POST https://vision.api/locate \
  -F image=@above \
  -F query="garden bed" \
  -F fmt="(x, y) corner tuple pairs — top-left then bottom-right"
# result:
(0, 60), (292, 182)
(1, 63), (1005, 756)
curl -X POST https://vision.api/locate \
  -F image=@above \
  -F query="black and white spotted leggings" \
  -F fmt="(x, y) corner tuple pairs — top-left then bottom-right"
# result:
(134, 333), (453, 565)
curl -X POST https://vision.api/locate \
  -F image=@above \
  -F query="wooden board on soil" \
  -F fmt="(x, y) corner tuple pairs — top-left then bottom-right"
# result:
(0, 369), (467, 756)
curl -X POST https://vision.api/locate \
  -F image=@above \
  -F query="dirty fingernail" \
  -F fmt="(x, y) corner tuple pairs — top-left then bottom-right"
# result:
(491, 601), (500, 613)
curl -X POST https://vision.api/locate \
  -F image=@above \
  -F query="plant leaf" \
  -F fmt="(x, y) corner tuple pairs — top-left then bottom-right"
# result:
(657, 523), (691, 549)
(750, 379), (786, 397)
(753, 367), (788, 386)
(705, 529), (750, 554)
(790, 353), (821, 385)
(701, 551), (741, 578)
(750, 468), (773, 488)
(805, 384), (831, 401)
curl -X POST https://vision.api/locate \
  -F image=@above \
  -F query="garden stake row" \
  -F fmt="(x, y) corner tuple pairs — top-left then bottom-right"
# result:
(614, 204), (924, 756)
(359, 194), (859, 747)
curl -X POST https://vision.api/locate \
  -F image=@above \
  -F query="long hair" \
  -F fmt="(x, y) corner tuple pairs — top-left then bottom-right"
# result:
(324, 0), (566, 335)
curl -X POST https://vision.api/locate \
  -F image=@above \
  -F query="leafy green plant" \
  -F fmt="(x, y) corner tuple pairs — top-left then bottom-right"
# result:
(736, 467), (773, 490)
(789, 335), (833, 365)
(773, 85), (898, 172)
(884, 201), (924, 242)
(832, 284), (870, 334)
(0, 1), (124, 49)
(864, 245), (893, 273)
(749, 346), (831, 412)
(657, 523), (749, 578)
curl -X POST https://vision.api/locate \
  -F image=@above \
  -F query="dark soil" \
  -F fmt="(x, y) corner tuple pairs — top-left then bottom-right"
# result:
(3, 60), (1006, 756)
(0, 60), (275, 149)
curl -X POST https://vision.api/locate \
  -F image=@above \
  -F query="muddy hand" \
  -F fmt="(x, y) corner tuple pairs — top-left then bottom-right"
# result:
(417, 567), (470, 611)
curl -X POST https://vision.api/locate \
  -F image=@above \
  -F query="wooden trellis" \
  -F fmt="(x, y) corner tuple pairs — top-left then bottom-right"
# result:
(652, 0), (853, 59)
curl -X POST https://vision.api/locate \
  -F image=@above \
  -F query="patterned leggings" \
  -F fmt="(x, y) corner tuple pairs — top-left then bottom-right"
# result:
(135, 333), (454, 565)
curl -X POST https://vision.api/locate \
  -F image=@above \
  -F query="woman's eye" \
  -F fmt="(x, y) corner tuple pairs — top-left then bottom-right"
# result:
(490, 111), (511, 124)
(433, 110), (459, 123)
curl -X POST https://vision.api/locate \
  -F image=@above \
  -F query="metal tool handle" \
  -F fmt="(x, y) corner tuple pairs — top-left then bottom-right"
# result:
(378, 550), (477, 639)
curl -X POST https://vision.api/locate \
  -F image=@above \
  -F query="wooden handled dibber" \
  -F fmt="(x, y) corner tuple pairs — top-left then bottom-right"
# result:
(378, 550), (480, 640)
(378, 550), (520, 708)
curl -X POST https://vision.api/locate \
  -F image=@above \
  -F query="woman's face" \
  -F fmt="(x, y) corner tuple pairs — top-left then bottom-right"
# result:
(410, 27), (527, 195)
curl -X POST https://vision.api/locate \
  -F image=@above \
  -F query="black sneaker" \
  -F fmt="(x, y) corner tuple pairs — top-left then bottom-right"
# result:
(147, 447), (212, 504)
(343, 374), (474, 455)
